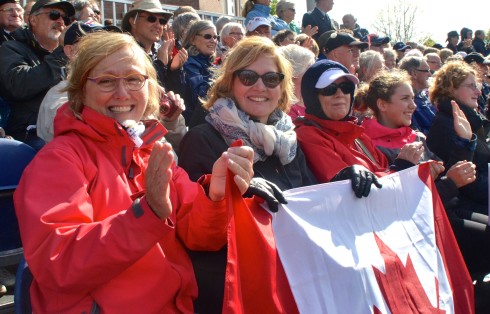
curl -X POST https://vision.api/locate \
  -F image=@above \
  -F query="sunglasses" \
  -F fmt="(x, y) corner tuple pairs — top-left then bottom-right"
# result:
(317, 82), (355, 96)
(235, 70), (284, 88)
(414, 69), (431, 73)
(36, 10), (71, 25)
(137, 13), (167, 25)
(93, 9), (100, 15)
(196, 33), (219, 40)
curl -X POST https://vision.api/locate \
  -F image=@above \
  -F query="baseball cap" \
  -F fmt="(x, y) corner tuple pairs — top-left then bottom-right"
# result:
(246, 16), (271, 32)
(464, 52), (490, 65)
(315, 67), (359, 89)
(122, 0), (172, 32)
(393, 42), (411, 52)
(30, 0), (75, 17)
(324, 32), (368, 53)
(64, 21), (122, 46)
(361, 34), (390, 46)
(0, 0), (19, 7)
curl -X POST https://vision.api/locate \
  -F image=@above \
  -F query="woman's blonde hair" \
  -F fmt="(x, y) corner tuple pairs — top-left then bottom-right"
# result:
(65, 32), (159, 118)
(429, 61), (477, 105)
(204, 36), (294, 113)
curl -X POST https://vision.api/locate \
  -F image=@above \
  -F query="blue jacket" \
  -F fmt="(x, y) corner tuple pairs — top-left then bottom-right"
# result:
(244, 4), (289, 36)
(182, 53), (214, 125)
(412, 89), (437, 136)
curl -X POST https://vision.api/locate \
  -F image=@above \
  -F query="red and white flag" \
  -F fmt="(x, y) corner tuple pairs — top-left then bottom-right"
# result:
(272, 164), (474, 313)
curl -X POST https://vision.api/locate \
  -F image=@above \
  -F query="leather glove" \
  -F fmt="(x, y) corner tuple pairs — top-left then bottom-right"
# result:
(331, 165), (382, 198)
(244, 178), (287, 212)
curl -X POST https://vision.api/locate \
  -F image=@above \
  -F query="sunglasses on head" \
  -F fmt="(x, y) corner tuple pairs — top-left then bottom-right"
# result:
(36, 10), (71, 25)
(196, 33), (219, 40)
(235, 70), (284, 88)
(137, 13), (167, 25)
(317, 82), (355, 96)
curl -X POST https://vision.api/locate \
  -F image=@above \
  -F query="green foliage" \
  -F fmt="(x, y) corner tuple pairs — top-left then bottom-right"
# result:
(270, 0), (278, 16)
(423, 37), (435, 48)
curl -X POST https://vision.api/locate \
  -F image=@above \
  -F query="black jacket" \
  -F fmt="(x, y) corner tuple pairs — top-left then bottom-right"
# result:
(0, 26), (66, 139)
(302, 7), (335, 42)
(427, 99), (486, 205)
(473, 37), (490, 57)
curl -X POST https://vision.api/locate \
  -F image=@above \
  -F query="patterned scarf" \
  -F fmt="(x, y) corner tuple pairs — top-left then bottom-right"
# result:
(206, 97), (297, 165)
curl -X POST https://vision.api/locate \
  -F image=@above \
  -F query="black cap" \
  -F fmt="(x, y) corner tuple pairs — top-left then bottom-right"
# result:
(64, 21), (122, 46)
(324, 32), (368, 53)
(0, 0), (19, 7)
(464, 52), (490, 65)
(432, 43), (443, 50)
(361, 34), (390, 46)
(393, 42), (411, 51)
(30, 0), (75, 17)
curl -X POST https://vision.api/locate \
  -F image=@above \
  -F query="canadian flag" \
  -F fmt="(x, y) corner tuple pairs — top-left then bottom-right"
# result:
(223, 164), (474, 313)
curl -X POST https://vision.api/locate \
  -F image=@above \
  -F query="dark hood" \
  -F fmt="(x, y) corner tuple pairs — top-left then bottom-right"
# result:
(301, 59), (355, 120)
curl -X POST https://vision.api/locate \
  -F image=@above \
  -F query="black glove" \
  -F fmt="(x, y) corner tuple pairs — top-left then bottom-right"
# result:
(244, 178), (287, 212)
(331, 165), (382, 198)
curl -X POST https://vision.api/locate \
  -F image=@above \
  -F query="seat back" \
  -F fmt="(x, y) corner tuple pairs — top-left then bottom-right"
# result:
(0, 139), (36, 266)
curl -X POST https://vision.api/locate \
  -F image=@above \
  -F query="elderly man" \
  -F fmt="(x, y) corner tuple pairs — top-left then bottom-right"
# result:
(72, 0), (100, 22)
(122, 0), (187, 93)
(341, 13), (368, 39)
(425, 52), (442, 73)
(0, 0), (23, 44)
(323, 32), (368, 74)
(399, 56), (437, 135)
(302, 0), (336, 42)
(0, 0), (74, 150)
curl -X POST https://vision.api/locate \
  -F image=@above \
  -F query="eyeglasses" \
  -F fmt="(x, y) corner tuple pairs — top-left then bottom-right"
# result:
(196, 33), (218, 40)
(460, 83), (482, 91)
(317, 82), (355, 96)
(35, 10), (71, 25)
(93, 9), (100, 15)
(0, 7), (23, 15)
(137, 13), (167, 25)
(414, 69), (431, 73)
(427, 61), (442, 66)
(288, 8), (296, 13)
(229, 32), (244, 37)
(234, 70), (284, 88)
(87, 74), (149, 92)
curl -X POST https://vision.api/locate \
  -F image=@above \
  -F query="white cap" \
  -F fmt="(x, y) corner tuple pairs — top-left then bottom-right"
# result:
(315, 68), (359, 89)
(246, 17), (271, 32)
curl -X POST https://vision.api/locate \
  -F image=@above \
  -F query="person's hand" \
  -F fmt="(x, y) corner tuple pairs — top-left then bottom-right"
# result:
(209, 146), (254, 201)
(158, 86), (185, 122)
(170, 48), (188, 71)
(397, 142), (424, 164)
(452, 100), (472, 140)
(244, 178), (287, 212)
(426, 160), (445, 179)
(296, 35), (313, 51)
(145, 142), (174, 219)
(301, 25), (318, 37)
(463, 38), (472, 48)
(446, 160), (476, 188)
(331, 165), (382, 198)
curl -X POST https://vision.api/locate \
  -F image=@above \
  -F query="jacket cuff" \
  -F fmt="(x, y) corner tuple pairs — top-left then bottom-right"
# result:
(390, 158), (416, 171)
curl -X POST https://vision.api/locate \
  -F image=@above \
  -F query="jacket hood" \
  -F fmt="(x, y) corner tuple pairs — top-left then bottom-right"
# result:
(362, 117), (417, 149)
(301, 60), (355, 120)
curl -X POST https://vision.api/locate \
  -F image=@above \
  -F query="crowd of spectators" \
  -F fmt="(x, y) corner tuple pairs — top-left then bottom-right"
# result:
(1, 0), (490, 311)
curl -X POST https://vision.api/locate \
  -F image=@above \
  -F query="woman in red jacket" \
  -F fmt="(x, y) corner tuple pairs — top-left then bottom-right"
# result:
(295, 60), (419, 197)
(14, 32), (254, 313)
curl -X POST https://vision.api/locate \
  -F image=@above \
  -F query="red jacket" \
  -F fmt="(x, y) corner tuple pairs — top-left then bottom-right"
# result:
(295, 114), (390, 182)
(14, 104), (228, 313)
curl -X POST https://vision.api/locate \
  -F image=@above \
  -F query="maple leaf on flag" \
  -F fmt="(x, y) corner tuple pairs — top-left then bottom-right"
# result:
(372, 233), (446, 314)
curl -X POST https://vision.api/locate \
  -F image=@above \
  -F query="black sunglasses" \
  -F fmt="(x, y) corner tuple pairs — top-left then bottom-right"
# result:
(138, 13), (167, 25)
(196, 33), (219, 40)
(36, 10), (71, 25)
(414, 69), (431, 73)
(317, 82), (355, 96)
(235, 70), (284, 88)
(93, 9), (100, 15)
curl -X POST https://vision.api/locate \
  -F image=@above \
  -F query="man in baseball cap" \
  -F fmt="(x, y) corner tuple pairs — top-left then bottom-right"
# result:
(324, 32), (368, 73)
(0, 0), (74, 150)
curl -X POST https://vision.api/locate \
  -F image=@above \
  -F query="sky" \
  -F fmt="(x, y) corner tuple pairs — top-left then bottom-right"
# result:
(293, 0), (489, 45)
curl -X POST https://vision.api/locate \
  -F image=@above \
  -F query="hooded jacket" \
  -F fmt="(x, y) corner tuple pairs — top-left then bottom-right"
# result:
(0, 26), (66, 139)
(296, 60), (390, 182)
(14, 103), (228, 313)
